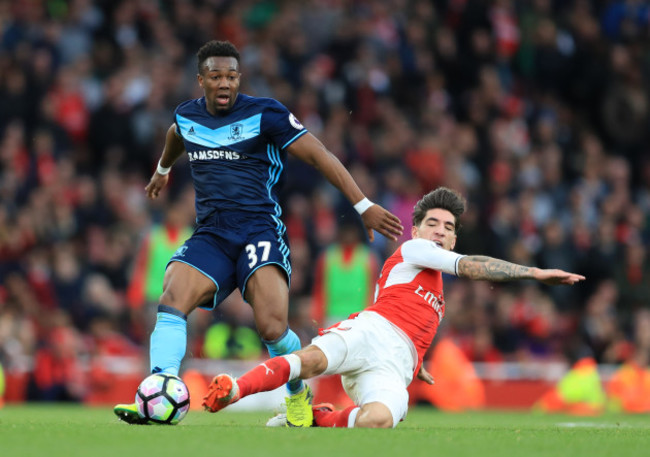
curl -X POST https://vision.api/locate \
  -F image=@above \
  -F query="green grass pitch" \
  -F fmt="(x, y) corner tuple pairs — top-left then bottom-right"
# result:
(2, 405), (650, 457)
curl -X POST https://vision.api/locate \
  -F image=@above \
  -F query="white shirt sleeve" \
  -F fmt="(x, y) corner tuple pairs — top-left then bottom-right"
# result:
(401, 238), (465, 276)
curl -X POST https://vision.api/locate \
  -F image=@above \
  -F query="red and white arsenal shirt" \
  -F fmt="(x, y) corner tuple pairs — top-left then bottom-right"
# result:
(365, 238), (465, 373)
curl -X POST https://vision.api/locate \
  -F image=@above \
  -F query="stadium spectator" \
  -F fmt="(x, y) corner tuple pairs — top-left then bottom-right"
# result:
(30, 312), (88, 402)
(311, 221), (379, 327)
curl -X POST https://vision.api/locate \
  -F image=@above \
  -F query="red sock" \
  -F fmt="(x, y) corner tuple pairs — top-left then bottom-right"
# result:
(313, 405), (358, 428)
(237, 356), (292, 398)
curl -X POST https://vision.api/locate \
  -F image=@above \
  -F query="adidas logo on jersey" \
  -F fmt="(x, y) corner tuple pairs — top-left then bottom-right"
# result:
(188, 126), (195, 135)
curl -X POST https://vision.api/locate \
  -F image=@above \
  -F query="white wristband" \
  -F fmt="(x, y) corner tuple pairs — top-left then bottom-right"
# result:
(156, 160), (171, 175)
(354, 197), (374, 215)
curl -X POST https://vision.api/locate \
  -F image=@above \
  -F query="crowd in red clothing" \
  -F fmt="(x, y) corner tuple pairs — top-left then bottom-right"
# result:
(0, 1), (649, 401)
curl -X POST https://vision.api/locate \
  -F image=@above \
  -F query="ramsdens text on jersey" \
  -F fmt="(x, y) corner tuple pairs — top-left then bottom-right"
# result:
(187, 150), (247, 161)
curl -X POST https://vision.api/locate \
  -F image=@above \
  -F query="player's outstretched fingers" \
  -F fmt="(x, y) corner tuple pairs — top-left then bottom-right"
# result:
(361, 206), (403, 241)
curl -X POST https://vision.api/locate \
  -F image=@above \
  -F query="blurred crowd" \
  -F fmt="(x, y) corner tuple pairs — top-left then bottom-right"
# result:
(0, 0), (649, 401)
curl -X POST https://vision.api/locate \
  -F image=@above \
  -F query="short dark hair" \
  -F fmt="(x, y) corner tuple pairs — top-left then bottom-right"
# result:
(412, 187), (466, 233)
(197, 40), (240, 74)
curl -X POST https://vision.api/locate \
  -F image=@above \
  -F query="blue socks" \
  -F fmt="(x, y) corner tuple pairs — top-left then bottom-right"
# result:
(263, 328), (304, 395)
(149, 305), (303, 396)
(150, 305), (187, 376)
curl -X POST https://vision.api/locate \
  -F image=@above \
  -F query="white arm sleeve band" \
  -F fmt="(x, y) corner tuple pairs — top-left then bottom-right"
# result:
(401, 238), (465, 276)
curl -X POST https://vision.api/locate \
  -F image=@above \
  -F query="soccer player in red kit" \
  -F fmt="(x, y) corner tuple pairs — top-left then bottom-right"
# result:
(202, 187), (585, 428)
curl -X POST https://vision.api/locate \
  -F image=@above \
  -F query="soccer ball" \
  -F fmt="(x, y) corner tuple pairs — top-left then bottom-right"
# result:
(135, 373), (190, 425)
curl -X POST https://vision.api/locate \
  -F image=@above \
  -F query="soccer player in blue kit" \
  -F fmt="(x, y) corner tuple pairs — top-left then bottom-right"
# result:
(114, 40), (403, 426)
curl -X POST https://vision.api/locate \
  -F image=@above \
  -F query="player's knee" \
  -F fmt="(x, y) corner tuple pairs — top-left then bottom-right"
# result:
(354, 404), (394, 428)
(254, 310), (288, 341)
(296, 347), (327, 379)
(256, 320), (287, 341)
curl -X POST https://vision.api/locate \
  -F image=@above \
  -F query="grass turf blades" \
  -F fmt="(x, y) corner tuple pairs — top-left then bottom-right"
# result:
(2, 405), (649, 457)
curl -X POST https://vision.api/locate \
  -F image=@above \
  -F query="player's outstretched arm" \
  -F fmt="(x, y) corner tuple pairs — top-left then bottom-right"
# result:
(145, 124), (186, 199)
(457, 256), (585, 285)
(287, 133), (403, 241)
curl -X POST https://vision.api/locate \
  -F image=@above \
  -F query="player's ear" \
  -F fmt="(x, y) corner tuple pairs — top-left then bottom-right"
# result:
(411, 225), (419, 239)
(197, 73), (204, 88)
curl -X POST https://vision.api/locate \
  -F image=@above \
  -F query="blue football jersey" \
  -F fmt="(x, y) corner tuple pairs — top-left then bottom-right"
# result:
(174, 93), (308, 224)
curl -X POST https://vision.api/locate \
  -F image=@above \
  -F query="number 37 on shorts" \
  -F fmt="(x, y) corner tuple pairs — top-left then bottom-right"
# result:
(167, 230), (291, 306)
(245, 241), (271, 267)
(240, 234), (291, 278)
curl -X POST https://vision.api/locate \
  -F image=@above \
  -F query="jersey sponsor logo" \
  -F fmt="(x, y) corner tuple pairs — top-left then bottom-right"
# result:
(289, 113), (303, 130)
(187, 149), (246, 161)
(414, 284), (444, 322)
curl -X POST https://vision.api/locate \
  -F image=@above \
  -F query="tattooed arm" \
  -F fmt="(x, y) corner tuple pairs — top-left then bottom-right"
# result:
(457, 256), (585, 285)
(458, 256), (535, 281)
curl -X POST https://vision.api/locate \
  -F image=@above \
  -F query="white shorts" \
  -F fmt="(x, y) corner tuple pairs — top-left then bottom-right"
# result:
(311, 311), (416, 427)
